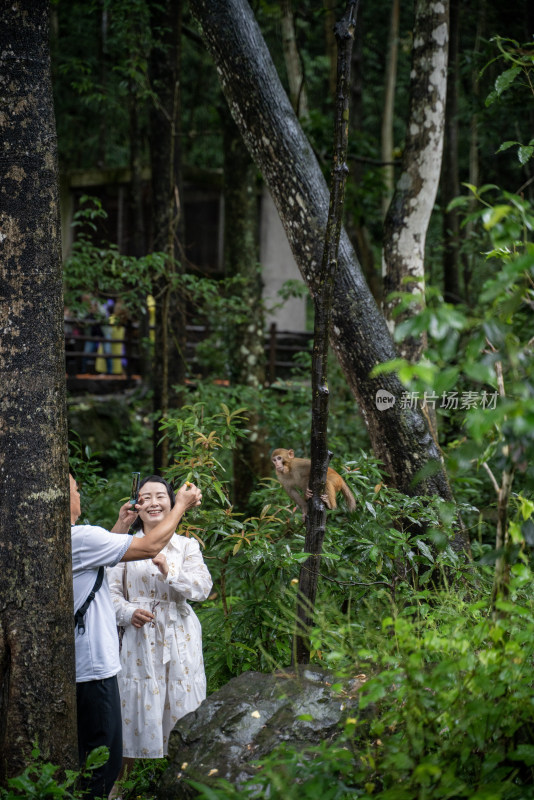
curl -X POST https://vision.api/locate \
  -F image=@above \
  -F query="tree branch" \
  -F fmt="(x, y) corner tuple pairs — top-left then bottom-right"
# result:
(295, 0), (359, 666)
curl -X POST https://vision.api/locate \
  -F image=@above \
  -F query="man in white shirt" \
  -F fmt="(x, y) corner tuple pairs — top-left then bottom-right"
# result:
(69, 474), (202, 800)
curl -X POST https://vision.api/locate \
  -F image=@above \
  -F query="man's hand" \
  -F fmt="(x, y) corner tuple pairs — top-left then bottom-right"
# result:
(111, 499), (142, 533)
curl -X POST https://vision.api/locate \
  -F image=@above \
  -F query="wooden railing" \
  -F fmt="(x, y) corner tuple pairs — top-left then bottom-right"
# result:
(65, 319), (312, 388)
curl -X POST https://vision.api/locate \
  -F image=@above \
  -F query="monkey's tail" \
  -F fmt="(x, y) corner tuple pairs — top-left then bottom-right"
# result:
(341, 480), (356, 511)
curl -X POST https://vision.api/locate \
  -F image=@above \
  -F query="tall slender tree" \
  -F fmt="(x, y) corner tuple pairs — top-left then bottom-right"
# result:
(281, 0), (309, 119)
(220, 107), (270, 507)
(381, 0), (400, 219)
(382, 0), (449, 362)
(441, 0), (461, 304)
(148, 0), (187, 471)
(296, 0), (360, 664)
(0, 0), (76, 779)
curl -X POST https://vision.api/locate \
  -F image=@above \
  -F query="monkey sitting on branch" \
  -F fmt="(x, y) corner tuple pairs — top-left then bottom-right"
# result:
(271, 448), (356, 517)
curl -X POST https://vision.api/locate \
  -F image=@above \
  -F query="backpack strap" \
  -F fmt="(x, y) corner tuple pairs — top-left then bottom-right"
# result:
(74, 566), (105, 634)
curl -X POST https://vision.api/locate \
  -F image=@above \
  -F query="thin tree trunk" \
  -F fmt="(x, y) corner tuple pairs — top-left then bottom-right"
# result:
(381, 0), (400, 219)
(149, 0), (186, 472)
(491, 465), (515, 604)
(0, 0), (76, 779)
(382, 0), (449, 363)
(346, 18), (381, 302)
(220, 107), (270, 508)
(323, 0), (338, 99)
(189, 0), (470, 557)
(295, 0), (359, 666)
(463, 0), (485, 305)
(97, 1), (108, 167)
(129, 85), (146, 259)
(441, 0), (461, 304)
(281, 0), (309, 119)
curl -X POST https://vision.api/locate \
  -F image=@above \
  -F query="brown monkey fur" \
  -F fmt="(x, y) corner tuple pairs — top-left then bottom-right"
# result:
(271, 448), (356, 515)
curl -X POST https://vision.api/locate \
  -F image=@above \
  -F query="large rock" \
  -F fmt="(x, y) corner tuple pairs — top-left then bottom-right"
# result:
(156, 667), (367, 799)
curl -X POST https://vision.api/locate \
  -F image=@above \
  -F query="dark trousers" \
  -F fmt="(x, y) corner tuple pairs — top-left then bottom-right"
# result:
(77, 676), (123, 799)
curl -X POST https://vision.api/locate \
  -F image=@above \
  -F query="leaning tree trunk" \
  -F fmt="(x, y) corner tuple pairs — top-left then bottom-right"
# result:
(189, 0), (469, 556)
(382, 0), (449, 363)
(149, 0), (186, 472)
(0, 0), (77, 780)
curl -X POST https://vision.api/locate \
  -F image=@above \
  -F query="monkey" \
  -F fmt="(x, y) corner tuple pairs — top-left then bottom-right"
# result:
(271, 448), (356, 516)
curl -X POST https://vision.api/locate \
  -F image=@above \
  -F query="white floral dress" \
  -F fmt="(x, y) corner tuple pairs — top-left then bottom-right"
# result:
(108, 533), (212, 757)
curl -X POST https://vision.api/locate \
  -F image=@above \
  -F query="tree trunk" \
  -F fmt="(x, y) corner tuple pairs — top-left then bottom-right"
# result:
(463, 0), (485, 305)
(0, 0), (77, 779)
(128, 84), (146, 259)
(296, 0), (359, 665)
(149, 0), (186, 472)
(441, 0), (461, 304)
(280, 0), (309, 119)
(382, 0), (449, 363)
(381, 0), (400, 219)
(323, 0), (338, 99)
(220, 107), (270, 509)
(346, 18), (381, 302)
(189, 0), (469, 560)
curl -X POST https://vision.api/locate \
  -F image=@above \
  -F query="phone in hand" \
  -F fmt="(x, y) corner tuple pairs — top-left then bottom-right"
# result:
(130, 472), (141, 507)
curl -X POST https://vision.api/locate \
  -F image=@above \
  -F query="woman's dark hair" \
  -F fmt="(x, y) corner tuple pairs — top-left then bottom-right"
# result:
(130, 475), (176, 532)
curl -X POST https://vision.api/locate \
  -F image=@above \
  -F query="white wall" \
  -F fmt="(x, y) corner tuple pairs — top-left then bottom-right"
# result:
(260, 187), (307, 332)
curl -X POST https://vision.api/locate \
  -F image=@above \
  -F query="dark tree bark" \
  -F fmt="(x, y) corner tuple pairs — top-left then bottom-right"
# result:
(296, 0), (359, 665)
(382, 0), (449, 362)
(346, 19), (381, 302)
(323, 0), (338, 99)
(220, 107), (270, 508)
(381, 0), (400, 219)
(149, 0), (186, 472)
(0, 0), (76, 780)
(462, 0), (485, 305)
(189, 0), (469, 557)
(441, 0), (461, 304)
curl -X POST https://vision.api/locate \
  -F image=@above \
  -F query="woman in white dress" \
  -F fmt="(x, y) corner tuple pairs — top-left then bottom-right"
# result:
(108, 475), (212, 774)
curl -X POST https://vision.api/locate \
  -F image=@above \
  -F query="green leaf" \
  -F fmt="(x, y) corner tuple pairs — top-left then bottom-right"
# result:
(494, 66), (521, 96)
(415, 539), (434, 563)
(365, 500), (377, 518)
(482, 204), (512, 230)
(518, 144), (534, 165)
(496, 140), (519, 153)
(508, 744), (534, 766)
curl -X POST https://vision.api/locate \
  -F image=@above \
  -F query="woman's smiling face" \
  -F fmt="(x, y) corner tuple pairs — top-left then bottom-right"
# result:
(137, 481), (172, 531)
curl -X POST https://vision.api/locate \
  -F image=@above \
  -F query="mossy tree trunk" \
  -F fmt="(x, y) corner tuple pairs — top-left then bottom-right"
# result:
(0, 0), (77, 780)
(189, 0), (470, 556)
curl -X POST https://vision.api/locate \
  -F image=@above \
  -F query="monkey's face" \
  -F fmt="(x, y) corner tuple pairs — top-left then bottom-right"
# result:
(272, 454), (288, 474)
